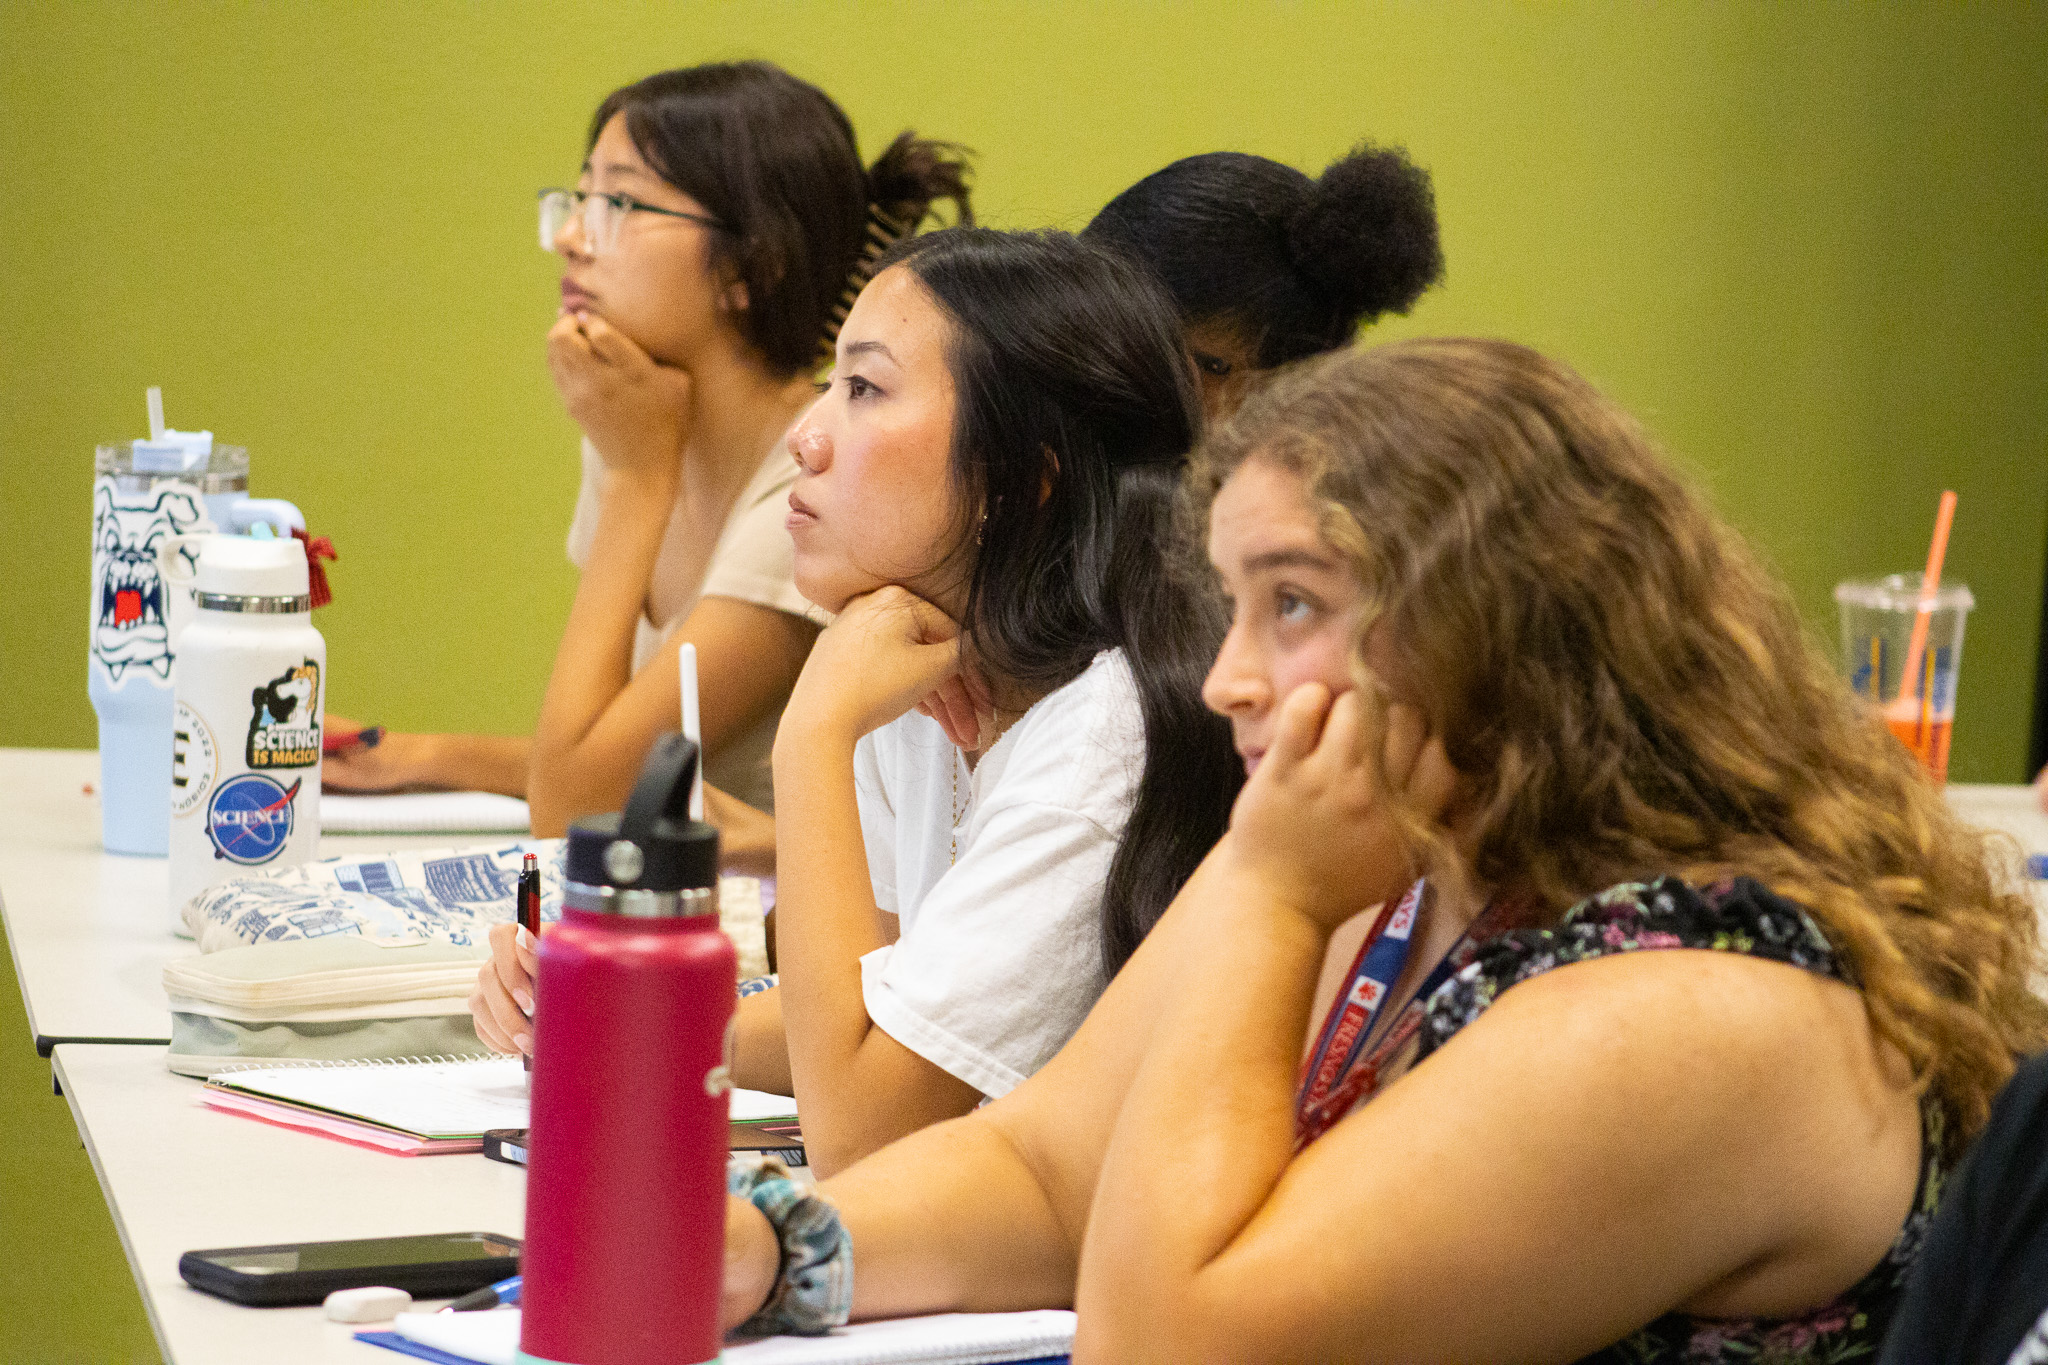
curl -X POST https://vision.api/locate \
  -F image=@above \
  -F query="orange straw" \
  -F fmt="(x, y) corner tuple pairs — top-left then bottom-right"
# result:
(1894, 489), (1957, 710)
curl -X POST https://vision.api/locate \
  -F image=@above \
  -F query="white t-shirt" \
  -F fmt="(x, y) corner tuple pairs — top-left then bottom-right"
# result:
(565, 437), (817, 811)
(854, 649), (1144, 1098)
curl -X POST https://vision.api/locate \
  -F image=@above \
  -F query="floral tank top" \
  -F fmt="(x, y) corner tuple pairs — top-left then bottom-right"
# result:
(1326, 876), (1949, 1364)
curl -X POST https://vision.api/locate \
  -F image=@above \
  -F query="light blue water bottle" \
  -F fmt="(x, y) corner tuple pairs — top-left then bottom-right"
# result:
(88, 389), (302, 856)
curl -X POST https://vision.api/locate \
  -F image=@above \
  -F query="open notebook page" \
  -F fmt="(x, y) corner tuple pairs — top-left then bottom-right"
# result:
(320, 791), (532, 834)
(208, 1055), (797, 1143)
(207, 1056), (530, 1140)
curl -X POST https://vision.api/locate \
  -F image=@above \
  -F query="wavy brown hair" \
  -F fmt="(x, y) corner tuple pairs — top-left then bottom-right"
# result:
(1190, 338), (2046, 1146)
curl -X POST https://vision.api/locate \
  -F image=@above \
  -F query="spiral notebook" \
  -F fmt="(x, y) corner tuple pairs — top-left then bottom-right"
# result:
(202, 1055), (532, 1154)
(201, 1055), (802, 1158)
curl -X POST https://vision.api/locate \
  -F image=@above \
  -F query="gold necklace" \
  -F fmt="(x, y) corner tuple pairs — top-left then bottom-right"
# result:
(949, 704), (1028, 867)
(949, 749), (964, 866)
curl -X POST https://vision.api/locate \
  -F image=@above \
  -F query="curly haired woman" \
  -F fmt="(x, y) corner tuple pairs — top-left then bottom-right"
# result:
(716, 338), (2047, 1362)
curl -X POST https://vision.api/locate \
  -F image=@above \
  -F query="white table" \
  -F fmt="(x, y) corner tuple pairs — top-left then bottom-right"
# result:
(1948, 782), (2048, 874)
(54, 1042), (526, 1365)
(8, 747), (2036, 1058)
(25, 757), (2046, 1365)
(0, 749), (513, 1055)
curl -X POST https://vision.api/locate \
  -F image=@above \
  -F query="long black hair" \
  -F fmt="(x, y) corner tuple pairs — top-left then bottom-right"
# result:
(1083, 145), (1442, 366)
(877, 228), (1242, 974)
(592, 62), (972, 376)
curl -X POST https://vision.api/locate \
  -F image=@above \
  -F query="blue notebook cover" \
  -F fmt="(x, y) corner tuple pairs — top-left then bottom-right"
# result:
(354, 1330), (486, 1365)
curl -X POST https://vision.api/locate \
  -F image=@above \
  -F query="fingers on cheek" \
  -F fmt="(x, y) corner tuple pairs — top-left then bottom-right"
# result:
(1276, 686), (1329, 759)
(1319, 692), (1364, 760)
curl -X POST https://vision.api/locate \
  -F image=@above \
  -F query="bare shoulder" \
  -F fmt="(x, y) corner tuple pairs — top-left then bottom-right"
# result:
(1449, 943), (1896, 1085)
(1423, 945), (1923, 1315)
(1441, 945), (1919, 1156)
(1170, 942), (1930, 1359)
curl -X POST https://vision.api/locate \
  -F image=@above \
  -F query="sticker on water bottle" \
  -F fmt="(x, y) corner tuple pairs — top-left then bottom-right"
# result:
(244, 660), (322, 769)
(91, 480), (205, 686)
(206, 773), (300, 865)
(170, 702), (218, 817)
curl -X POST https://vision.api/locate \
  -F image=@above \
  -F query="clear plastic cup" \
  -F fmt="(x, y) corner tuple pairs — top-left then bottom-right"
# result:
(1834, 575), (1974, 782)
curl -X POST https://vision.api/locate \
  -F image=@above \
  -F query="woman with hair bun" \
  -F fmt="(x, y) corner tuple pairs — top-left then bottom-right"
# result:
(1083, 144), (1443, 416)
(329, 62), (970, 858)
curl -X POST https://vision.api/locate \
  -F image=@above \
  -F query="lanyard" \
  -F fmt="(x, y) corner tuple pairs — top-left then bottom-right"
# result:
(1298, 879), (1426, 1112)
(1294, 886), (1529, 1149)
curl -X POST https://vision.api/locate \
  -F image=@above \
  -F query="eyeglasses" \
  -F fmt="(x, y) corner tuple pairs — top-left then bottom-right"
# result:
(537, 188), (726, 256)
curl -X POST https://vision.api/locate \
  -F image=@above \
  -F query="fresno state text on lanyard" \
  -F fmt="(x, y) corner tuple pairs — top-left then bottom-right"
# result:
(1294, 883), (1532, 1150)
(1298, 879), (1425, 1118)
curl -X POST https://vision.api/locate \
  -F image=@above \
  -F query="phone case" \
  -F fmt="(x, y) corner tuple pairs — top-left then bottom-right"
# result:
(482, 1128), (529, 1167)
(177, 1232), (520, 1307)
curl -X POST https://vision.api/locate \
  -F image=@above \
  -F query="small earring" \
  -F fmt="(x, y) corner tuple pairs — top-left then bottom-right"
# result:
(975, 510), (986, 547)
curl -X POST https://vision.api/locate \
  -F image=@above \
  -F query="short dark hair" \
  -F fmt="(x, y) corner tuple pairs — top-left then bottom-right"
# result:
(591, 62), (971, 377)
(1083, 146), (1443, 366)
(879, 228), (1242, 974)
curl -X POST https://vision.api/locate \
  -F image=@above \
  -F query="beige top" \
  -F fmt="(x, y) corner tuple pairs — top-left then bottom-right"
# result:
(565, 436), (815, 811)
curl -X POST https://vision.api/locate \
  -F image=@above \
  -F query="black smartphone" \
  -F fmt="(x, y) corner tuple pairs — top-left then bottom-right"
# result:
(482, 1128), (528, 1167)
(178, 1231), (520, 1307)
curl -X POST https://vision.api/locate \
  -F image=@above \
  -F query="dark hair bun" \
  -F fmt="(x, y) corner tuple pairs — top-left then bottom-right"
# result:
(866, 131), (975, 230)
(1287, 143), (1444, 323)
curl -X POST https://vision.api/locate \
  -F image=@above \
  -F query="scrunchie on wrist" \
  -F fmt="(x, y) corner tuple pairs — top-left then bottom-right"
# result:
(728, 1154), (853, 1336)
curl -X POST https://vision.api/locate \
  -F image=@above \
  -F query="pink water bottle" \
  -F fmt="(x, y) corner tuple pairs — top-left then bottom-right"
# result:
(519, 734), (735, 1365)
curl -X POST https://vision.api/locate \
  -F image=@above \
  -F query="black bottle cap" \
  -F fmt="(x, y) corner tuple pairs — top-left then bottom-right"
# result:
(565, 733), (720, 892)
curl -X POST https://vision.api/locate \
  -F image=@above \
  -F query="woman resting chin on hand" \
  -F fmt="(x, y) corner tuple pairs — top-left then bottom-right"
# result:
(330, 63), (975, 868)
(734, 229), (1240, 1178)
(715, 339), (2046, 1363)
(476, 228), (1240, 1180)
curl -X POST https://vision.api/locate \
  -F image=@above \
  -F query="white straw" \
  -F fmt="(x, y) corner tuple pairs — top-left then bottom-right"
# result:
(146, 387), (165, 441)
(678, 643), (704, 821)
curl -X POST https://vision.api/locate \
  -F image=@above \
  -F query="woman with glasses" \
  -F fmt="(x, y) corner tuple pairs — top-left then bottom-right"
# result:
(324, 62), (970, 860)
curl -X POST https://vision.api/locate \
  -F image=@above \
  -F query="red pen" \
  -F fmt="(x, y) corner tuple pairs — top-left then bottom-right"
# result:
(322, 724), (384, 756)
(519, 853), (541, 1072)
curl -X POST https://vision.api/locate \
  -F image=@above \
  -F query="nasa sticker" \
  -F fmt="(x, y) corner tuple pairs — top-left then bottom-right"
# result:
(169, 702), (218, 817)
(206, 772), (300, 865)
(246, 660), (322, 769)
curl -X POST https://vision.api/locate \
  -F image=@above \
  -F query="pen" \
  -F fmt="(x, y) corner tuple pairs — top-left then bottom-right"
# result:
(443, 1274), (522, 1313)
(322, 724), (384, 756)
(679, 642), (704, 821)
(520, 853), (541, 1073)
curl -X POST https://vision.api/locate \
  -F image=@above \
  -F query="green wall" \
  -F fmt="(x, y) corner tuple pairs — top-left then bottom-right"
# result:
(0, 6), (2043, 1358)
(3, 4), (2044, 779)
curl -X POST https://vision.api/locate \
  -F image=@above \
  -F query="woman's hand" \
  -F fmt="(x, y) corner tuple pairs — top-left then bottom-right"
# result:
(783, 586), (967, 748)
(547, 309), (693, 481)
(1220, 683), (1462, 932)
(468, 922), (539, 1056)
(319, 719), (531, 798)
(320, 715), (438, 792)
(915, 665), (995, 752)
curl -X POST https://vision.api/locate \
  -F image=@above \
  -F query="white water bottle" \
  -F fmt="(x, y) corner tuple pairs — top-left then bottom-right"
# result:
(164, 535), (324, 937)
